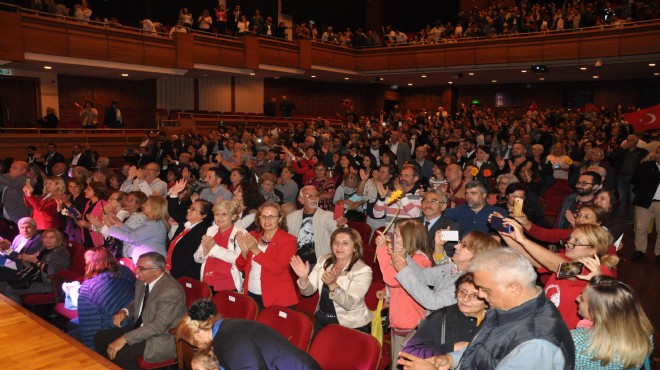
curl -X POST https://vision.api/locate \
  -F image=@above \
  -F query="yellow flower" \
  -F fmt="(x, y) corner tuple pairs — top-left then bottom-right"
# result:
(565, 157), (573, 165)
(470, 167), (479, 177)
(387, 190), (403, 204)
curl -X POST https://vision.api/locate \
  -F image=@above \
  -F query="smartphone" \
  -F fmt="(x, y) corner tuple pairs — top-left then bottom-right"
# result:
(513, 197), (524, 218)
(556, 261), (585, 279)
(554, 164), (560, 169)
(491, 216), (512, 233)
(440, 230), (460, 242)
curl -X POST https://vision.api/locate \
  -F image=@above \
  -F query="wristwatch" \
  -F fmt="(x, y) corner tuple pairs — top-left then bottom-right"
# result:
(331, 286), (341, 294)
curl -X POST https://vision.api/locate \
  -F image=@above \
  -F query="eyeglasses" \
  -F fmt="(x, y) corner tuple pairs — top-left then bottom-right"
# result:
(576, 182), (594, 186)
(136, 266), (159, 272)
(457, 289), (481, 302)
(259, 215), (280, 221)
(188, 207), (202, 212)
(421, 199), (444, 205)
(145, 168), (160, 172)
(560, 239), (592, 250)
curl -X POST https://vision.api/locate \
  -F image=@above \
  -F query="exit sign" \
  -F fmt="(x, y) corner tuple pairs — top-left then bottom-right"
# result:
(0, 69), (12, 75)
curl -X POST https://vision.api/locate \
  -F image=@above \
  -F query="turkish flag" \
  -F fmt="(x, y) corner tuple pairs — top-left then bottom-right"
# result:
(624, 104), (660, 132)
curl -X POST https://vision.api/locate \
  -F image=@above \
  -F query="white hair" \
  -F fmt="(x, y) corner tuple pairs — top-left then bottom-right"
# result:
(468, 247), (537, 288)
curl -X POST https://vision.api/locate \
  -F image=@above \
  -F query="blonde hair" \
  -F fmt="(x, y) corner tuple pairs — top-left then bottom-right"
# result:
(395, 219), (434, 265)
(191, 347), (220, 370)
(463, 230), (501, 255)
(175, 315), (217, 349)
(213, 200), (240, 223)
(46, 176), (66, 196)
(572, 224), (618, 269)
(583, 276), (654, 368)
(147, 195), (171, 232)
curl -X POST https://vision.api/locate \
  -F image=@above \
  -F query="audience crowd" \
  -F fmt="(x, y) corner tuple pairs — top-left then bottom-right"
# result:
(0, 95), (657, 369)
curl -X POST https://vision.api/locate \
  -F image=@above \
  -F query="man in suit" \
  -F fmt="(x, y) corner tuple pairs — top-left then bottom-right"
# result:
(103, 100), (124, 128)
(41, 142), (65, 175)
(389, 129), (411, 167)
(0, 161), (33, 226)
(0, 217), (42, 282)
(413, 145), (434, 180)
(95, 252), (186, 370)
(631, 146), (660, 263)
(70, 144), (93, 170)
(419, 190), (462, 259)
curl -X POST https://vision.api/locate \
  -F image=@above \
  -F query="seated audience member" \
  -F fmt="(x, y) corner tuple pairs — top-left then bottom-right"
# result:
(23, 175), (65, 231)
(333, 173), (366, 221)
(176, 299), (321, 369)
(0, 228), (70, 304)
(393, 230), (500, 311)
(73, 247), (136, 349)
(556, 171), (601, 229)
(0, 217), (42, 283)
(120, 163), (167, 197)
(78, 181), (109, 248)
(402, 273), (486, 358)
(547, 143), (571, 180)
(258, 172), (283, 204)
(166, 199), (213, 280)
(55, 177), (88, 244)
(195, 201), (246, 293)
(291, 228), (373, 333)
(500, 220), (617, 329)
(276, 166), (299, 204)
(105, 196), (169, 262)
(443, 181), (508, 234)
(399, 248), (575, 370)
(199, 167), (232, 204)
(418, 189), (462, 261)
(235, 202), (299, 309)
(572, 276), (654, 369)
(94, 252), (186, 370)
(166, 179), (194, 236)
(306, 162), (336, 211)
(287, 186), (347, 267)
(376, 219), (434, 367)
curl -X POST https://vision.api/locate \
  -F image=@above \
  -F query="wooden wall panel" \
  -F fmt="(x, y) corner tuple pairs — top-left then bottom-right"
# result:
(58, 75), (157, 128)
(68, 30), (109, 60)
(234, 76), (264, 113)
(198, 77), (232, 112)
(475, 42), (510, 65)
(618, 29), (660, 56)
(579, 34), (620, 58)
(542, 38), (580, 61)
(175, 33), (195, 70)
(107, 36), (144, 64)
(21, 20), (68, 56)
(388, 51), (417, 69)
(143, 42), (177, 68)
(401, 86), (453, 114)
(444, 47), (476, 66)
(0, 12), (25, 62)
(415, 49), (447, 69)
(507, 41), (543, 63)
(298, 40), (312, 70)
(244, 36), (260, 70)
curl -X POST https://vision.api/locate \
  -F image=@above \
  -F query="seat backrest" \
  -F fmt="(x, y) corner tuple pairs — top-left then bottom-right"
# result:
(364, 281), (386, 311)
(309, 324), (381, 370)
(212, 290), (258, 320)
(177, 277), (212, 309)
(367, 226), (386, 250)
(347, 221), (372, 248)
(66, 242), (86, 276)
(256, 305), (314, 352)
(294, 290), (319, 317)
(362, 249), (383, 284)
(118, 257), (137, 273)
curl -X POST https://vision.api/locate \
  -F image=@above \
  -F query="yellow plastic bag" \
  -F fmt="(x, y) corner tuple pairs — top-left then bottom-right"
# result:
(371, 298), (384, 345)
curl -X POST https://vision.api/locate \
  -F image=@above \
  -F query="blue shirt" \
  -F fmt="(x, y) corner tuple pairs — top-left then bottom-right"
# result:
(443, 204), (508, 235)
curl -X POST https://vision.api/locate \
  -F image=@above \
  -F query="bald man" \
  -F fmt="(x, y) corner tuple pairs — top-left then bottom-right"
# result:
(0, 161), (33, 225)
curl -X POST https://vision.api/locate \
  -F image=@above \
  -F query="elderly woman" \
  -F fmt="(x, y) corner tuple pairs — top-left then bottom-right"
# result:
(501, 221), (618, 329)
(194, 201), (247, 293)
(166, 199), (213, 280)
(488, 173), (518, 208)
(235, 202), (299, 309)
(105, 196), (169, 262)
(402, 273), (486, 359)
(572, 276), (654, 369)
(23, 175), (65, 231)
(259, 172), (283, 204)
(291, 228), (373, 333)
(0, 228), (70, 304)
(89, 191), (148, 257)
(73, 247), (135, 349)
(56, 177), (88, 244)
(276, 166), (299, 204)
(79, 181), (109, 248)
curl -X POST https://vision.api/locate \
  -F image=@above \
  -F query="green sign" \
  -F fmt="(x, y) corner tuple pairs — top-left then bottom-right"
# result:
(472, 99), (480, 105)
(0, 69), (12, 75)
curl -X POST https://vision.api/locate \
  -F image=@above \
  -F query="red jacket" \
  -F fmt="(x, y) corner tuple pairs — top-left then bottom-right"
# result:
(24, 194), (61, 230)
(235, 229), (299, 308)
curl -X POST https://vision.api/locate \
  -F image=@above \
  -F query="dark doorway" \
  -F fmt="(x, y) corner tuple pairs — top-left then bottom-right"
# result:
(0, 77), (39, 128)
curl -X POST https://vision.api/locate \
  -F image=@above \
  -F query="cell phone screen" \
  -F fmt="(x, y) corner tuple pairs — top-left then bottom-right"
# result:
(491, 216), (512, 233)
(556, 261), (585, 279)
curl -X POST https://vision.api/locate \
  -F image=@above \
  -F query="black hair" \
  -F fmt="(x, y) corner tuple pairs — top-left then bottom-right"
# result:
(188, 299), (217, 321)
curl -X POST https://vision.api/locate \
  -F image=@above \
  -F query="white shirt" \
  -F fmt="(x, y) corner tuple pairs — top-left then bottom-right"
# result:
(247, 243), (269, 294)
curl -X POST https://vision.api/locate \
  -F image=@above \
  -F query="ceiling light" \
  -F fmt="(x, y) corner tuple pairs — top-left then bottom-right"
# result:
(310, 75), (316, 78)
(407, 83), (413, 86)
(344, 77), (349, 80)
(468, 72), (474, 76)
(649, 63), (656, 67)
(448, 81), (453, 84)
(121, 73), (129, 77)
(539, 77), (545, 81)
(593, 75), (599, 79)
(421, 75), (427, 78)
(521, 70), (527, 73)
(249, 72), (255, 76)
(491, 80), (497, 83)
(580, 67), (587, 70)
(655, 72), (660, 76)
(43, 66), (52, 70)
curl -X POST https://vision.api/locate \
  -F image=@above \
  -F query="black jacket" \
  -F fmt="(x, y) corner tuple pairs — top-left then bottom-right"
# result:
(168, 221), (210, 280)
(632, 160), (660, 208)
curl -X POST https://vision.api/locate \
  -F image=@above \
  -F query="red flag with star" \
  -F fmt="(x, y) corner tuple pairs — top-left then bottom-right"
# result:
(624, 104), (660, 132)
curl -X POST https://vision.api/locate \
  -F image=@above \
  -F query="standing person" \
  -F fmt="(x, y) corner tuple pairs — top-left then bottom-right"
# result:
(631, 146), (660, 263)
(94, 253), (186, 370)
(443, 181), (508, 235)
(78, 181), (109, 249)
(103, 100), (123, 128)
(291, 228), (373, 333)
(74, 247), (136, 349)
(609, 135), (648, 220)
(263, 97), (278, 117)
(56, 177), (88, 244)
(572, 276), (654, 369)
(213, 5), (227, 35)
(279, 96), (295, 117)
(417, 190), (462, 261)
(76, 101), (98, 128)
(0, 161), (34, 228)
(399, 248), (575, 370)
(41, 143), (66, 175)
(389, 130), (411, 168)
(23, 175), (65, 231)
(235, 202), (299, 309)
(556, 172), (601, 229)
(376, 219), (434, 369)
(166, 200), (213, 280)
(276, 166), (299, 204)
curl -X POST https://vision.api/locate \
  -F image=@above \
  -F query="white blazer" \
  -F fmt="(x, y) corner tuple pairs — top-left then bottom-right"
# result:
(193, 224), (246, 292)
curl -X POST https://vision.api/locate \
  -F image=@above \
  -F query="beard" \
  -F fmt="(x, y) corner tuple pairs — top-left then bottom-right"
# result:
(575, 187), (594, 197)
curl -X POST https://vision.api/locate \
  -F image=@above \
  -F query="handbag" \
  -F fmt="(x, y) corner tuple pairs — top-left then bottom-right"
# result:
(7, 248), (52, 290)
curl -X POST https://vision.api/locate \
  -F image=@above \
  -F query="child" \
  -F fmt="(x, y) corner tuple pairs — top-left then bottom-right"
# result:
(333, 173), (365, 221)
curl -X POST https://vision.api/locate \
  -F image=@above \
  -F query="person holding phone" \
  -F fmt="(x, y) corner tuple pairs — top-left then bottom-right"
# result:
(498, 220), (618, 329)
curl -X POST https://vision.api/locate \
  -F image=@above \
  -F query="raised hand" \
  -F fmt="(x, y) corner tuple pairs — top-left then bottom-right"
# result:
(290, 255), (310, 278)
(577, 254), (602, 281)
(200, 235), (215, 254)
